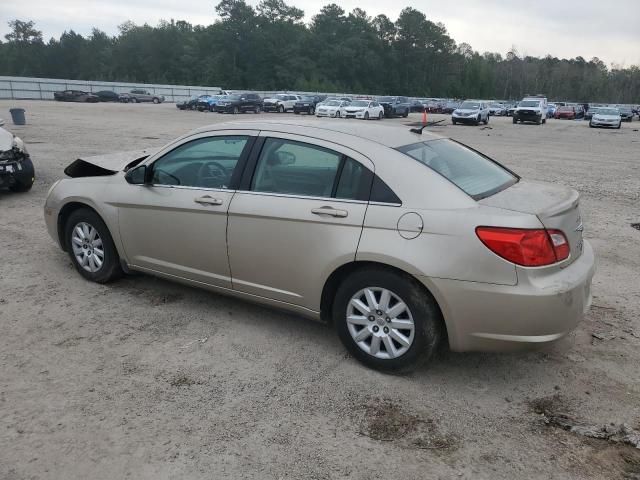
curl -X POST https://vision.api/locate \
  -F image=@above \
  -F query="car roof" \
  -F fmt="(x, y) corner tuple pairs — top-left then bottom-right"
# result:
(193, 120), (444, 148)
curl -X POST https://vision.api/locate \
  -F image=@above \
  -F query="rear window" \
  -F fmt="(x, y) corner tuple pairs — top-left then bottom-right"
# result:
(396, 139), (517, 200)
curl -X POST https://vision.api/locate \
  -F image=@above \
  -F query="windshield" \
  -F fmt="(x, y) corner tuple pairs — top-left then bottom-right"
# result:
(275, 94), (288, 100)
(519, 100), (540, 107)
(617, 106), (631, 112)
(490, 104), (504, 108)
(396, 139), (517, 199)
(227, 95), (241, 101)
(598, 108), (620, 115)
(350, 101), (368, 107)
(558, 106), (573, 111)
(378, 97), (393, 102)
(300, 96), (314, 101)
(325, 101), (341, 106)
(460, 102), (480, 109)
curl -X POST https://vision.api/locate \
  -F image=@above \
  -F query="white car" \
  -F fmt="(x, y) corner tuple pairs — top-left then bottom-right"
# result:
(589, 107), (622, 129)
(344, 100), (385, 120)
(316, 100), (348, 118)
(262, 94), (302, 113)
(452, 100), (490, 125)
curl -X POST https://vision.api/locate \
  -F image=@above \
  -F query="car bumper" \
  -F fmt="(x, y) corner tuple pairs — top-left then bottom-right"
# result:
(316, 111), (337, 117)
(515, 112), (543, 121)
(215, 106), (235, 113)
(293, 106), (312, 113)
(424, 240), (595, 352)
(591, 119), (619, 127)
(452, 114), (478, 123)
(263, 105), (279, 112)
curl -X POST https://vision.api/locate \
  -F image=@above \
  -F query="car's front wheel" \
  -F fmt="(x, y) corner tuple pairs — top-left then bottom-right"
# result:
(8, 157), (35, 192)
(65, 209), (122, 283)
(378, 111), (383, 120)
(334, 268), (442, 371)
(364, 111), (369, 120)
(278, 105), (285, 113)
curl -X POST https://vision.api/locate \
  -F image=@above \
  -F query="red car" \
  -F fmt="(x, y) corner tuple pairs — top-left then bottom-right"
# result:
(555, 106), (576, 120)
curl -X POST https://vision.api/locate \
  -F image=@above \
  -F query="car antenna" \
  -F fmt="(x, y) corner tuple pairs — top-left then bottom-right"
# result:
(409, 119), (444, 134)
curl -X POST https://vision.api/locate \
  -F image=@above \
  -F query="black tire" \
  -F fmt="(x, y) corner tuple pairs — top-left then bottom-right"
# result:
(254, 105), (261, 114)
(589, 121), (594, 128)
(512, 117), (517, 124)
(452, 119), (457, 125)
(233, 106), (239, 115)
(336, 111), (341, 118)
(278, 105), (285, 113)
(484, 115), (489, 125)
(617, 122), (621, 129)
(364, 111), (369, 120)
(209, 104), (215, 112)
(8, 157), (35, 192)
(333, 268), (442, 372)
(152, 98), (160, 104)
(309, 106), (315, 115)
(378, 111), (383, 120)
(294, 111), (300, 114)
(402, 109), (409, 118)
(65, 208), (122, 283)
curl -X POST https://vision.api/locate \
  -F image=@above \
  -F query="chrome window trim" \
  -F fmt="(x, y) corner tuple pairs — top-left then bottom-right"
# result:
(148, 184), (236, 193)
(234, 189), (369, 205)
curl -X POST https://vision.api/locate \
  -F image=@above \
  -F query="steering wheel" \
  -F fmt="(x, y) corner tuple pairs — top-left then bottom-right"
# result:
(197, 161), (227, 186)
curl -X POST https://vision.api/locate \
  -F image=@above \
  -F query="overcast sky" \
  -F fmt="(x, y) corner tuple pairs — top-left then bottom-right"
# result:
(1, 0), (639, 66)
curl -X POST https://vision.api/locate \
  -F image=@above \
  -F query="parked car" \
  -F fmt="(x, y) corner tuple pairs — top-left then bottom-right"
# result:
(589, 107), (622, 129)
(94, 90), (120, 102)
(555, 106), (578, 120)
(0, 119), (35, 192)
(489, 103), (507, 116)
(315, 100), (348, 118)
(53, 90), (99, 103)
(442, 101), (460, 114)
(617, 106), (634, 122)
(377, 96), (410, 118)
(506, 104), (518, 116)
(452, 100), (490, 125)
(293, 95), (326, 115)
(197, 95), (226, 112)
(409, 99), (426, 113)
(176, 95), (200, 110)
(214, 93), (262, 114)
(547, 103), (557, 118)
(120, 89), (165, 104)
(44, 120), (595, 371)
(344, 100), (385, 120)
(262, 94), (303, 113)
(513, 96), (548, 124)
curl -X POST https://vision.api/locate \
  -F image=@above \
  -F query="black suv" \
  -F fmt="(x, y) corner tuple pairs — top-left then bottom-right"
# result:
(293, 95), (327, 115)
(215, 93), (263, 114)
(377, 96), (410, 118)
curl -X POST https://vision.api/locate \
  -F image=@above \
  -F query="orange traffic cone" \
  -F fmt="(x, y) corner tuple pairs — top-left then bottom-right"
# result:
(422, 108), (428, 124)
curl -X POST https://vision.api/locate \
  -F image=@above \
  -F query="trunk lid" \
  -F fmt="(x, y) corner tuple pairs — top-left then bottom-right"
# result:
(479, 180), (584, 265)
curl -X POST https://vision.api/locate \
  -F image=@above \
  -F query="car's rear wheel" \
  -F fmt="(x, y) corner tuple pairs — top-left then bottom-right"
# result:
(378, 111), (383, 120)
(65, 209), (122, 284)
(334, 268), (442, 372)
(152, 98), (160, 104)
(403, 110), (409, 118)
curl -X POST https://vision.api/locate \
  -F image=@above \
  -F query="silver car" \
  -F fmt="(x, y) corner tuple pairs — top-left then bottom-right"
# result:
(44, 121), (595, 371)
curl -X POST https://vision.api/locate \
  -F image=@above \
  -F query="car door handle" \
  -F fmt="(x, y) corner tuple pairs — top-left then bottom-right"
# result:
(194, 195), (223, 206)
(311, 207), (348, 218)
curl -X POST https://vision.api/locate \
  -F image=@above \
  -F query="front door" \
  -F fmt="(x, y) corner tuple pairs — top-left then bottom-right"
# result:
(112, 132), (254, 288)
(227, 133), (374, 311)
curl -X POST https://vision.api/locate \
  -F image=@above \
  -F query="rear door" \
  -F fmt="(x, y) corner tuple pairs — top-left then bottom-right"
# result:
(227, 132), (374, 310)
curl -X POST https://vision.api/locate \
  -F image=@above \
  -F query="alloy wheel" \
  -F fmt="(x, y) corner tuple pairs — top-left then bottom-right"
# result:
(71, 222), (105, 273)
(346, 287), (415, 359)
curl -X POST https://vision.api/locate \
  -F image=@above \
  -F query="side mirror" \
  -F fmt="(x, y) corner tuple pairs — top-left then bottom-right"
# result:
(125, 165), (147, 184)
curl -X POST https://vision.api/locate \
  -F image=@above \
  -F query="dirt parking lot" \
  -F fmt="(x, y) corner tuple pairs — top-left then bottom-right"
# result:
(1, 100), (639, 479)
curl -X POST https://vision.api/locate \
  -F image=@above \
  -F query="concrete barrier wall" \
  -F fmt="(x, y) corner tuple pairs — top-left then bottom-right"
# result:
(0, 76), (369, 103)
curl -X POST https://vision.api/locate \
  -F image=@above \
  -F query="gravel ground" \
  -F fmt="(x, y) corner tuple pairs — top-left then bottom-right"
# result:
(1, 101), (639, 480)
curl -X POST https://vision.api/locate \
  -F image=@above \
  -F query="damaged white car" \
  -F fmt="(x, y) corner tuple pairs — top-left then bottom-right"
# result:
(0, 119), (35, 192)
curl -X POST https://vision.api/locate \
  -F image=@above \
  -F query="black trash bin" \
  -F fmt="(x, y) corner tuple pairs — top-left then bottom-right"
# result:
(9, 108), (26, 125)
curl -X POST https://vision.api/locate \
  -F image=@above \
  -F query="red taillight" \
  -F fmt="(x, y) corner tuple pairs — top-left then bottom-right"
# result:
(476, 227), (570, 267)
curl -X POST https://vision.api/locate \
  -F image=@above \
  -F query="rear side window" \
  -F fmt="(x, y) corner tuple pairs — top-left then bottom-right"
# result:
(396, 139), (517, 200)
(251, 138), (341, 197)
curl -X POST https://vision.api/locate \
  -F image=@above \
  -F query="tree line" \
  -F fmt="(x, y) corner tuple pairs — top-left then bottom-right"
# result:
(1, 0), (639, 103)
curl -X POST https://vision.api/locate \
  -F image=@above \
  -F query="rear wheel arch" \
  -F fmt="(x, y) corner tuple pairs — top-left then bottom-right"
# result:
(320, 261), (447, 338)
